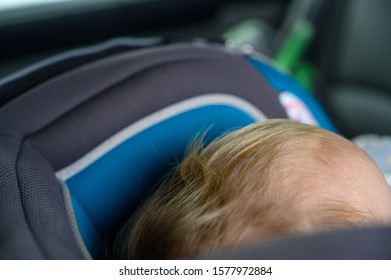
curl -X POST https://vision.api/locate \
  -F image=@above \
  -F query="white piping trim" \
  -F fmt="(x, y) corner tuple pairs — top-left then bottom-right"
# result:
(59, 180), (93, 260)
(56, 93), (267, 181)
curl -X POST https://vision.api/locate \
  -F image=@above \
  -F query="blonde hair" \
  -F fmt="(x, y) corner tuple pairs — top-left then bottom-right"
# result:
(112, 119), (376, 259)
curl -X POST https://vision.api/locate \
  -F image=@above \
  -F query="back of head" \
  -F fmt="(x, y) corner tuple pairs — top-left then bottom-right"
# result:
(112, 119), (391, 259)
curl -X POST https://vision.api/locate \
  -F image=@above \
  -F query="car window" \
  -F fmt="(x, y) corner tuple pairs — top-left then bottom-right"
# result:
(0, 0), (79, 11)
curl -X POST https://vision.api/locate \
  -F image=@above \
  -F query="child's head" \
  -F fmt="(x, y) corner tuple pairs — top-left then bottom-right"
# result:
(113, 119), (391, 259)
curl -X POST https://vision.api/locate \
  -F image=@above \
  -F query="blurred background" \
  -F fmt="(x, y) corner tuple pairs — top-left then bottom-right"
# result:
(1, 0), (390, 138)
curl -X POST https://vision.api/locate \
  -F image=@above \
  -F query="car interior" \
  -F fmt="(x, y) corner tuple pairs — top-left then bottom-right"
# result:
(1, 0), (390, 137)
(1, 0), (391, 260)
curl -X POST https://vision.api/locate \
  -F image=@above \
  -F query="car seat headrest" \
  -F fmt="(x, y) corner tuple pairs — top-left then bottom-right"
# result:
(0, 40), (336, 259)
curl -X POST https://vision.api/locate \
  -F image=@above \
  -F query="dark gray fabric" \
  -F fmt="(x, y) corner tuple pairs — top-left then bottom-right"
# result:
(15, 140), (84, 259)
(0, 44), (285, 140)
(0, 37), (164, 107)
(0, 135), (45, 259)
(204, 226), (391, 260)
(0, 135), (84, 259)
(21, 44), (286, 171)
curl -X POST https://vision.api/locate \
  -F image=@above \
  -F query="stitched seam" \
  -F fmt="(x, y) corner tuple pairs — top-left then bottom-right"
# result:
(15, 139), (48, 259)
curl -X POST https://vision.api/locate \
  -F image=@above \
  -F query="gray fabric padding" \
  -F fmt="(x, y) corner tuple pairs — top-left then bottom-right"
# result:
(0, 37), (164, 107)
(0, 134), (85, 259)
(205, 226), (391, 260)
(0, 135), (45, 259)
(14, 140), (84, 259)
(21, 44), (285, 171)
(0, 44), (285, 140)
(0, 37), (163, 89)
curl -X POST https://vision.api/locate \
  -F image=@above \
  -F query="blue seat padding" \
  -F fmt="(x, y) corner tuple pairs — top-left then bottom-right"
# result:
(58, 97), (266, 257)
(247, 56), (337, 132)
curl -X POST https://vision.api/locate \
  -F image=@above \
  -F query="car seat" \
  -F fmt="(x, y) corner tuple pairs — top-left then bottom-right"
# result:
(312, 0), (391, 138)
(4, 38), (388, 260)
